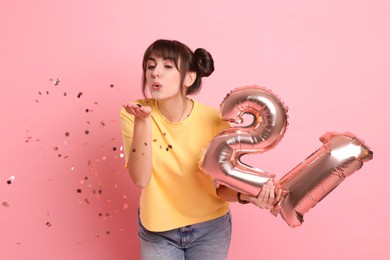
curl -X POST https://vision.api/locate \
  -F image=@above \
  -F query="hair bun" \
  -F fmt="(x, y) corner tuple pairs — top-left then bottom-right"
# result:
(194, 48), (215, 77)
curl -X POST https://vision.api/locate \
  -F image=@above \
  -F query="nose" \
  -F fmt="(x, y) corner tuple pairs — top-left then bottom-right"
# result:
(152, 65), (162, 78)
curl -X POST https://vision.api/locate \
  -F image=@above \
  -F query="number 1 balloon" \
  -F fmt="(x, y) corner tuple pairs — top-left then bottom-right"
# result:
(200, 85), (373, 227)
(271, 131), (373, 227)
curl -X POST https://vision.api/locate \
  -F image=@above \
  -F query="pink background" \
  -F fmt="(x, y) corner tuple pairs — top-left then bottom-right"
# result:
(1, 0), (388, 259)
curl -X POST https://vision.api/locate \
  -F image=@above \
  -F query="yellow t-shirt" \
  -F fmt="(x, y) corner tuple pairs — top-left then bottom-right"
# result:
(120, 99), (230, 232)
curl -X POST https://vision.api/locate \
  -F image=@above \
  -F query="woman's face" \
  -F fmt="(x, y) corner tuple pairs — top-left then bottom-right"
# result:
(145, 54), (182, 101)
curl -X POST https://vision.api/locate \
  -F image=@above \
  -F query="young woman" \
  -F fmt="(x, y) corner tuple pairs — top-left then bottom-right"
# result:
(120, 39), (281, 260)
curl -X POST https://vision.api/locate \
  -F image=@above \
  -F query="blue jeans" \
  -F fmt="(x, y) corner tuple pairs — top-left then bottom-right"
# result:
(138, 211), (232, 260)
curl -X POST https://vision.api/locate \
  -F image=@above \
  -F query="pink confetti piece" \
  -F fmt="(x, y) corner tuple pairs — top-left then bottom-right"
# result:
(7, 176), (15, 184)
(49, 78), (61, 86)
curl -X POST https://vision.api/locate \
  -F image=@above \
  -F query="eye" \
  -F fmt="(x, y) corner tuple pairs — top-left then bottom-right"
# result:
(146, 63), (156, 70)
(163, 60), (175, 69)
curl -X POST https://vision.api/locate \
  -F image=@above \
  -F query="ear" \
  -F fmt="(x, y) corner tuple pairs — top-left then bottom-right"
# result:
(184, 71), (197, 87)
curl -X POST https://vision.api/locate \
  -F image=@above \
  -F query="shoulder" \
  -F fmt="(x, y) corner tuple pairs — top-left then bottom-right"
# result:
(193, 100), (229, 132)
(194, 100), (220, 116)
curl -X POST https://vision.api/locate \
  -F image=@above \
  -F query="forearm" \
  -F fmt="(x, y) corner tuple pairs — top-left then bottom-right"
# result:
(216, 185), (257, 204)
(217, 181), (282, 209)
(217, 185), (244, 202)
(127, 117), (152, 188)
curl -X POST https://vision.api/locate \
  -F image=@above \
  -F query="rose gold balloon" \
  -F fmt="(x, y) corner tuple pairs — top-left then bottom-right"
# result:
(200, 86), (288, 196)
(271, 132), (373, 227)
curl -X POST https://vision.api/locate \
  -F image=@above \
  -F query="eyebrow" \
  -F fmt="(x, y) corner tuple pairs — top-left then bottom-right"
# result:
(147, 57), (173, 62)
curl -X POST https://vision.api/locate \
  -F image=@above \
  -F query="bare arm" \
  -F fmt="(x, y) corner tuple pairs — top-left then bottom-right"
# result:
(123, 103), (152, 188)
(217, 181), (282, 209)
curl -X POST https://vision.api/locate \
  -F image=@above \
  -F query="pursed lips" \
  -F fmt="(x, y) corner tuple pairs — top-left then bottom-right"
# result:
(151, 82), (162, 90)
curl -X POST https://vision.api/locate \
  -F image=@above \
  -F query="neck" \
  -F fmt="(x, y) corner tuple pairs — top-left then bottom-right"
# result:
(157, 98), (191, 122)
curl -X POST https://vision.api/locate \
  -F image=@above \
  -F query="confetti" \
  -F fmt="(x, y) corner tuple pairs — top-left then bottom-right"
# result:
(50, 78), (61, 86)
(2, 201), (10, 208)
(26, 77), (130, 226)
(7, 176), (15, 184)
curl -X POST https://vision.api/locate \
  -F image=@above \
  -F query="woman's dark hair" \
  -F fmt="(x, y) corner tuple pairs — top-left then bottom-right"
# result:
(141, 39), (214, 97)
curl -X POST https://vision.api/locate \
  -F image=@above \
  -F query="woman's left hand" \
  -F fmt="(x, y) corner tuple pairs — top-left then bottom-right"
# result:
(247, 181), (282, 209)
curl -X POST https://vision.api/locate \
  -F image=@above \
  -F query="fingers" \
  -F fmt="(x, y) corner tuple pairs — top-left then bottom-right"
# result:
(275, 187), (283, 202)
(251, 182), (279, 210)
(268, 182), (275, 203)
(123, 102), (141, 113)
(123, 102), (151, 118)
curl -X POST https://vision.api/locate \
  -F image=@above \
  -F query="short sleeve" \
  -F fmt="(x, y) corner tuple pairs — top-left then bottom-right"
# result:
(119, 107), (135, 168)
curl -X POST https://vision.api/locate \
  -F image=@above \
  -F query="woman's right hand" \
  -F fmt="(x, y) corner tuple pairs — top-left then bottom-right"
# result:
(123, 102), (152, 119)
